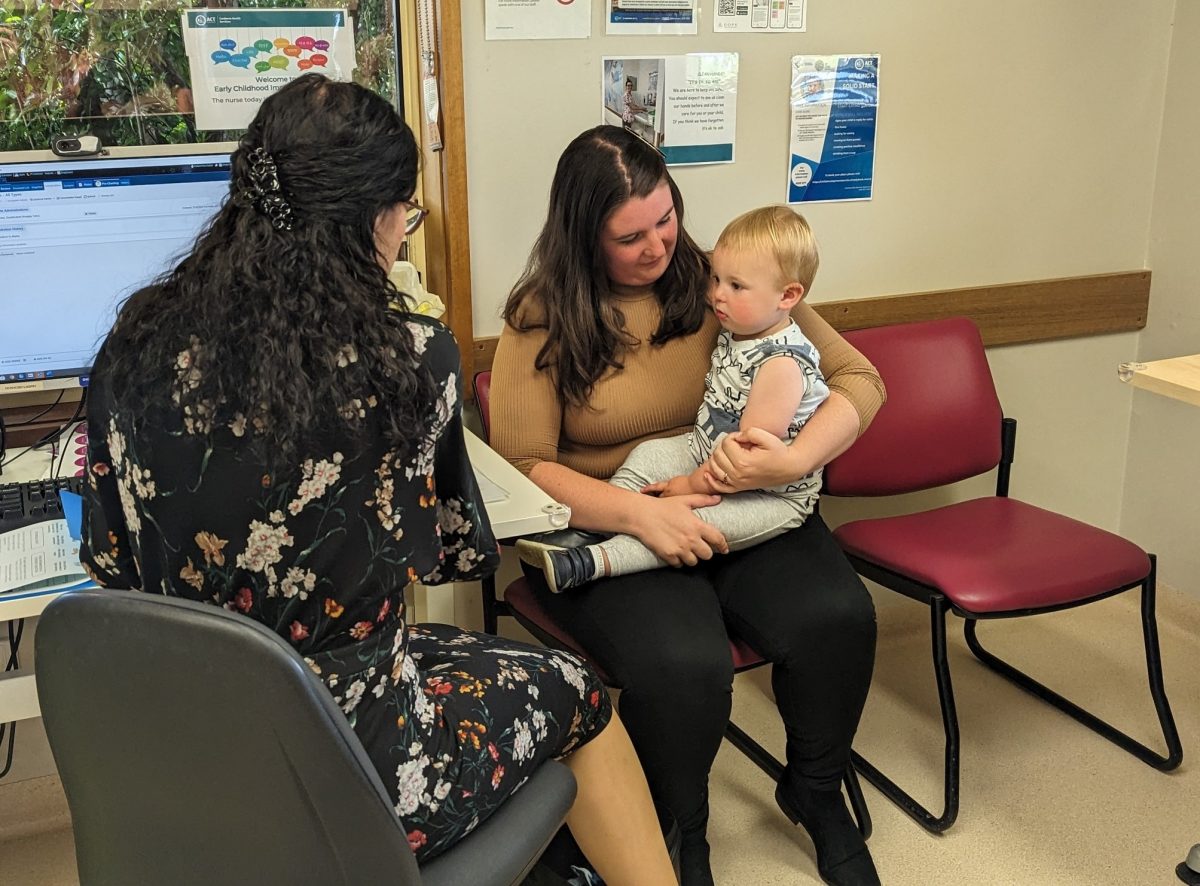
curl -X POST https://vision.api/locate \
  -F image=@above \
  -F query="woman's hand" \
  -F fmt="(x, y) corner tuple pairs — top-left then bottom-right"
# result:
(628, 493), (729, 567)
(705, 428), (797, 493)
(705, 393), (864, 493)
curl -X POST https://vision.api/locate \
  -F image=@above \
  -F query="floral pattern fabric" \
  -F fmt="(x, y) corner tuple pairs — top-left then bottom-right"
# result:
(80, 316), (611, 862)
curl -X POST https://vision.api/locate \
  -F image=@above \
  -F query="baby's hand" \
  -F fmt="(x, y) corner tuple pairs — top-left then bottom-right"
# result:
(641, 475), (698, 498)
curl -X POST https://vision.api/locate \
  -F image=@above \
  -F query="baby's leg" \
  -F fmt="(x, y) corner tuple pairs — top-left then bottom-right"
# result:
(693, 492), (815, 551)
(592, 492), (812, 578)
(608, 434), (697, 493)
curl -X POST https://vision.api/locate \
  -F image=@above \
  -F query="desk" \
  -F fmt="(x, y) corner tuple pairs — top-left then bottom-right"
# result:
(1119, 355), (1200, 407)
(1118, 355), (1200, 886)
(0, 428), (565, 724)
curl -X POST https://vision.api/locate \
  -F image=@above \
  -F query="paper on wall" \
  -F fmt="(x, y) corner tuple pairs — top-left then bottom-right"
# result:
(787, 54), (880, 203)
(714, 0), (806, 33)
(607, 0), (698, 36)
(486, 0), (592, 40)
(182, 9), (356, 131)
(602, 53), (737, 166)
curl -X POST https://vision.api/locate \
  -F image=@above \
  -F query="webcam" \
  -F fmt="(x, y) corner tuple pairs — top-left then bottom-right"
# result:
(51, 135), (105, 158)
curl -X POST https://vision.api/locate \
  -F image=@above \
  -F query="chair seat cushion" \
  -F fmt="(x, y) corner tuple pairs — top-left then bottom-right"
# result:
(833, 497), (1150, 614)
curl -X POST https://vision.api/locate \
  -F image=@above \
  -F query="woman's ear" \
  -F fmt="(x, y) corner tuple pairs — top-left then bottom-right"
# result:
(780, 282), (806, 309)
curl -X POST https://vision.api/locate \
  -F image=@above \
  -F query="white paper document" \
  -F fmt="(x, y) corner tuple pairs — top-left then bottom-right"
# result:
(608, 0), (698, 36)
(486, 0), (592, 40)
(0, 520), (90, 595)
(714, 0), (806, 32)
(473, 467), (510, 503)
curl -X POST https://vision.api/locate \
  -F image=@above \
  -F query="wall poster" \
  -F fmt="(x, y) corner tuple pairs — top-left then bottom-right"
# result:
(603, 52), (738, 165)
(182, 9), (356, 131)
(788, 54), (879, 203)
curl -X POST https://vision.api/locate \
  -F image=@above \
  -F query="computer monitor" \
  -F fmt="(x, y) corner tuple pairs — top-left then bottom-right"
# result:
(0, 146), (234, 395)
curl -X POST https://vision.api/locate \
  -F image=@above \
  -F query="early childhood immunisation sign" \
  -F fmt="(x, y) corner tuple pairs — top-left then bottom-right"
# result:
(182, 9), (357, 130)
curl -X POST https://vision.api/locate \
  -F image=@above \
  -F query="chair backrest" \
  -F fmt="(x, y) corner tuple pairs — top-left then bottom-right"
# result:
(823, 317), (1004, 497)
(474, 370), (493, 442)
(35, 588), (420, 886)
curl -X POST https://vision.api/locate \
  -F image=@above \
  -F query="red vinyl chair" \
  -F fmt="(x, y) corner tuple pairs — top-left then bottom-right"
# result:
(471, 371), (871, 838)
(823, 317), (1183, 833)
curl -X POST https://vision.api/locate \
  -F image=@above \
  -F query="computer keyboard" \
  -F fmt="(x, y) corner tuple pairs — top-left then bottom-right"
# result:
(0, 476), (85, 533)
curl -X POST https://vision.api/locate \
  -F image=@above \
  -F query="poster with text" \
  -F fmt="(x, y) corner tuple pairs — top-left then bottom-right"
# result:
(486, 0), (591, 40)
(182, 9), (356, 130)
(602, 53), (737, 165)
(714, 0), (806, 32)
(787, 54), (879, 203)
(607, 0), (698, 36)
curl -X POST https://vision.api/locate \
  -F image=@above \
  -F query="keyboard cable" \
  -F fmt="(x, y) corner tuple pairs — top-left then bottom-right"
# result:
(0, 391), (87, 475)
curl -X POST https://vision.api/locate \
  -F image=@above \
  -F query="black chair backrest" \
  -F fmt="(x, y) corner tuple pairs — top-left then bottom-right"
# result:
(35, 588), (420, 886)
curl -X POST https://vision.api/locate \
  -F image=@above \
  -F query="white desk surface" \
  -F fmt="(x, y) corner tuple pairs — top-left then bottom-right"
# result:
(0, 427), (565, 723)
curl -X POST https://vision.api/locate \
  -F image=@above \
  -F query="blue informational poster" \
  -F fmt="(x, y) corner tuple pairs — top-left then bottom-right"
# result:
(787, 54), (880, 203)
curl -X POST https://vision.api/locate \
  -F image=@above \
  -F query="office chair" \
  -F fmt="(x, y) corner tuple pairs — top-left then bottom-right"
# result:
(35, 587), (576, 886)
(823, 317), (1183, 833)
(472, 370), (871, 839)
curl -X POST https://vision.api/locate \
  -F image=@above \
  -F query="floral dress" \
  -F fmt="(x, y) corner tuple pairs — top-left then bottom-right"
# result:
(80, 316), (611, 862)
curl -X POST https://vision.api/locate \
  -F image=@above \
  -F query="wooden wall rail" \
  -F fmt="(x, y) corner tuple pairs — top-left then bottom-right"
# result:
(469, 270), (1151, 375)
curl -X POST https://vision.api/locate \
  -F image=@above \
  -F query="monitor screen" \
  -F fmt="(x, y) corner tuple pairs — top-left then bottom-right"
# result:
(0, 149), (232, 394)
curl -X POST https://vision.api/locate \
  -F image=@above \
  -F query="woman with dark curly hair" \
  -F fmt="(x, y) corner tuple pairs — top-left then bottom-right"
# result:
(79, 74), (675, 884)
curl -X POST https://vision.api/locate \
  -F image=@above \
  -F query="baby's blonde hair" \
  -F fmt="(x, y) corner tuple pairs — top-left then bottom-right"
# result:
(715, 205), (819, 292)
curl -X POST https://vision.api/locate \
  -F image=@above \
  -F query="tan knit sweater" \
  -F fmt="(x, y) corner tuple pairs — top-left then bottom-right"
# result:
(491, 285), (885, 480)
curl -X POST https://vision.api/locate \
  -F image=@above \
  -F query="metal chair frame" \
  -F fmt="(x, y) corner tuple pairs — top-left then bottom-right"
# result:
(840, 414), (1183, 834)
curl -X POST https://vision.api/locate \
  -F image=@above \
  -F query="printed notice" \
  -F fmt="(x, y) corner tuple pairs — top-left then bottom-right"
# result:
(182, 9), (356, 131)
(486, 0), (591, 40)
(788, 54), (879, 203)
(607, 0), (698, 36)
(714, 0), (806, 32)
(0, 520), (89, 595)
(602, 53), (737, 166)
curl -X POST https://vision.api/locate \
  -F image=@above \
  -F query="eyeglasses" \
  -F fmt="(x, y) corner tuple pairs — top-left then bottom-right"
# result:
(404, 200), (428, 236)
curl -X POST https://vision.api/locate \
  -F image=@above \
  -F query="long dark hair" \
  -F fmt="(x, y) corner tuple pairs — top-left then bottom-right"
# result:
(102, 74), (437, 466)
(504, 125), (709, 407)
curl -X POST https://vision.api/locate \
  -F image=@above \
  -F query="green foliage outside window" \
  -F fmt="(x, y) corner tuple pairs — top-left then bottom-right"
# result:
(0, 0), (397, 152)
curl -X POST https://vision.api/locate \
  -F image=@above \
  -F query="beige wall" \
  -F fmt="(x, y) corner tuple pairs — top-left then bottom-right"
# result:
(1123, 3), (1200, 599)
(461, 2), (1177, 546)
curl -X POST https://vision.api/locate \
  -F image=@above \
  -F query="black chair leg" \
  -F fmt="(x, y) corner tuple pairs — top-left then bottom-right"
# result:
(724, 721), (872, 839)
(964, 556), (1182, 771)
(477, 573), (496, 633)
(851, 594), (961, 833)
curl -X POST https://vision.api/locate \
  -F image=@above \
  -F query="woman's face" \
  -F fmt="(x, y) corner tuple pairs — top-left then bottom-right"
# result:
(600, 181), (678, 288)
(373, 202), (409, 270)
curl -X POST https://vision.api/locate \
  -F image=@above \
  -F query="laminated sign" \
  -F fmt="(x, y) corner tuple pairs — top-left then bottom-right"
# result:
(182, 9), (357, 130)
(788, 54), (880, 203)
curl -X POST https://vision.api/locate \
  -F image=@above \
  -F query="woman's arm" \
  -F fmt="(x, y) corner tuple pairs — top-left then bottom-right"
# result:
(530, 460), (727, 567)
(79, 376), (141, 589)
(491, 323), (727, 566)
(705, 392), (860, 492)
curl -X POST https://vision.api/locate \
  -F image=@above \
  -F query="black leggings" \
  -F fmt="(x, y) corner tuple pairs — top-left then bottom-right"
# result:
(521, 514), (877, 838)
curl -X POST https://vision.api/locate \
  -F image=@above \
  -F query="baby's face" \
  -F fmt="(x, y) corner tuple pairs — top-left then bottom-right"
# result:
(708, 246), (791, 340)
